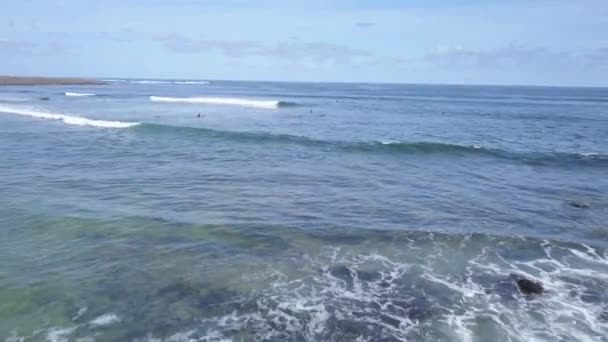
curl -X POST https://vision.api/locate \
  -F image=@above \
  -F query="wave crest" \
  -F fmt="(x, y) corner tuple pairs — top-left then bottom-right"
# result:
(103, 79), (209, 85)
(136, 124), (608, 167)
(0, 105), (139, 128)
(65, 92), (95, 97)
(150, 96), (294, 109)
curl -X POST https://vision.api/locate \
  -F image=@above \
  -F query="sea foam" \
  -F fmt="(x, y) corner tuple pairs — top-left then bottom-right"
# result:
(173, 81), (210, 85)
(130, 80), (209, 85)
(150, 96), (287, 109)
(0, 105), (139, 128)
(90, 313), (120, 326)
(102, 79), (210, 85)
(65, 92), (95, 97)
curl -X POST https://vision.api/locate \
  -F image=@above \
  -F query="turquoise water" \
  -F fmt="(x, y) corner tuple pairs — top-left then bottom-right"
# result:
(1, 81), (607, 341)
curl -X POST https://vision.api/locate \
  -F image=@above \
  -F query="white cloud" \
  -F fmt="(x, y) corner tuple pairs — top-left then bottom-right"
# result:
(425, 42), (576, 69)
(152, 34), (372, 64)
(355, 22), (375, 28)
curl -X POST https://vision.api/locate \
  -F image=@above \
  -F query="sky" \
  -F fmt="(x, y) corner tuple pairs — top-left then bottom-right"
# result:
(1, 0), (607, 86)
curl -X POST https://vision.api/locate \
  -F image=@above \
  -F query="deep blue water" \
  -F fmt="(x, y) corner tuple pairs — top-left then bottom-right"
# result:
(1, 80), (607, 341)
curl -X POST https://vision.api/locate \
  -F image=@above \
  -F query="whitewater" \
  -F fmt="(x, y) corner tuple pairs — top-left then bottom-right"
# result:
(0, 105), (139, 128)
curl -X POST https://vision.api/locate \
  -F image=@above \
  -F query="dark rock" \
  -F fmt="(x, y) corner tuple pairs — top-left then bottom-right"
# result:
(517, 278), (544, 295)
(568, 201), (590, 209)
(39, 97), (50, 101)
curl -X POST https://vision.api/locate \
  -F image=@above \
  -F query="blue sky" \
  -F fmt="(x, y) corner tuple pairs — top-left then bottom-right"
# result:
(1, 0), (607, 86)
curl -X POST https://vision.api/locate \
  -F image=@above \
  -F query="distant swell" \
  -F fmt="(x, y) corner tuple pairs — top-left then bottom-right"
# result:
(135, 124), (608, 167)
(150, 96), (295, 109)
(0, 105), (139, 128)
(103, 79), (209, 85)
(173, 81), (210, 85)
(65, 92), (95, 97)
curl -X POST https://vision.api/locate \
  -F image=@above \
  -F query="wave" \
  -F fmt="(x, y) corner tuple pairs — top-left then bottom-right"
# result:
(103, 79), (210, 85)
(0, 96), (30, 102)
(65, 92), (95, 97)
(2, 105), (603, 166)
(101, 79), (129, 83)
(135, 124), (608, 167)
(133, 80), (175, 84)
(0, 105), (139, 128)
(150, 96), (295, 109)
(173, 81), (210, 85)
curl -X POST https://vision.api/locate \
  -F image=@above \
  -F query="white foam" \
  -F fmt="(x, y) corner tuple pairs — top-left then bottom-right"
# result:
(131, 80), (208, 85)
(0, 96), (29, 102)
(65, 92), (95, 97)
(150, 96), (282, 109)
(174, 81), (210, 85)
(101, 79), (129, 83)
(46, 327), (76, 342)
(421, 270), (482, 298)
(72, 306), (87, 321)
(0, 105), (139, 128)
(90, 313), (120, 326)
(132, 80), (167, 84)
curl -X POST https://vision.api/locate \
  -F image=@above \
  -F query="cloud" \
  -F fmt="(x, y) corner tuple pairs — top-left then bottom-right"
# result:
(0, 39), (37, 53)
(152, 34), (372, 63)
(93, 29), (143, 43)
(585, 47), (608, 69)
(355, 21), (375, 28)
(388, 57), (408, 65)
(0, 39), (71, 56)
(424, 42), (579, 70)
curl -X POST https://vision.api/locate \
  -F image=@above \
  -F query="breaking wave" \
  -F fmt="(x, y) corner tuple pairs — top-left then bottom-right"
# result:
(2, 107), (604, 166)
(103, 79), (209, 85)
(173, 81), (210, 85)
(0, 105), (139, 128)
(150, 96), (295, 109)
(65, 92), (95, 97)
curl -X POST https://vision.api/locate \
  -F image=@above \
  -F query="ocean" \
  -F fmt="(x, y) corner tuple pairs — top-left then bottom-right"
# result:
(1, 80), (607, 341)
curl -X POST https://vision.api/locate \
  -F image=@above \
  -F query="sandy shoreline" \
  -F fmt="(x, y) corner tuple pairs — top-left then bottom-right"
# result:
(0, 76), (103, 86)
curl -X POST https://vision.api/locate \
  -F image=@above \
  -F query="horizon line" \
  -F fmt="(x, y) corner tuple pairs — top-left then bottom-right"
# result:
(2, 74), (607, 89)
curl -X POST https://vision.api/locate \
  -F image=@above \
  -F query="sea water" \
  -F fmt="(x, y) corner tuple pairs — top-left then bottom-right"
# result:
(1, 80), (607, 341)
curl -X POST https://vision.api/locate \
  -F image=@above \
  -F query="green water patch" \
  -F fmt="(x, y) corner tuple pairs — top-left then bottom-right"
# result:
(3, 211), (608, 340)
(0, 285), (82, 339)
(2, 213), (297, 278)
